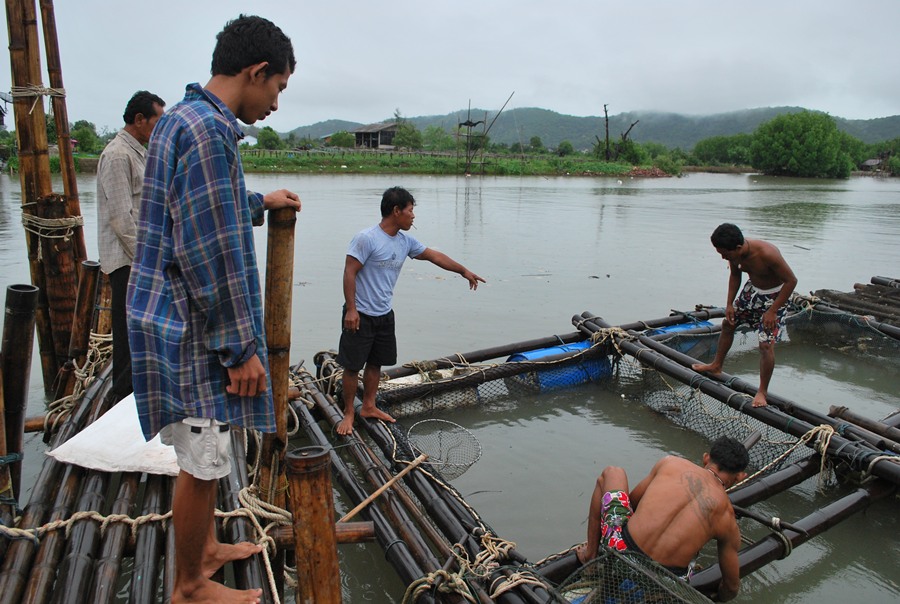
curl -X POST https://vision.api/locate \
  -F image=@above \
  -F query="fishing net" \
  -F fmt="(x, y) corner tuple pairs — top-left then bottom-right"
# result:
(407, 418), (482, 480)
(556, 550), (712, 604)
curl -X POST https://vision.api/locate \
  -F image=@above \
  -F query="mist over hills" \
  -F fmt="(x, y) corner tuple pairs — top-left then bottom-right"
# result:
(277, 107), (900, 151)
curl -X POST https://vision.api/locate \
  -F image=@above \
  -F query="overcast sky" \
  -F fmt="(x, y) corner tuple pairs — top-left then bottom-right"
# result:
(2, 1), (898, 134)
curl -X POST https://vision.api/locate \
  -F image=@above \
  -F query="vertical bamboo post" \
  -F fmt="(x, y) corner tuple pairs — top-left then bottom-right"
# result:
(52, 260), (100, 404)
(259, 206), (296, 499)
(1, 284), (40, 502)
(285, 446), (341, 604)
(258, 206), (296, 602)
(5, 0), (59, 392)
(37, 0), (86, 269)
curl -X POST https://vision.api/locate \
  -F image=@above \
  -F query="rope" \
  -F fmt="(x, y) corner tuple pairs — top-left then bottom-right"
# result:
(20, 212), (85, 261)
(9, 85), (66, 114)
(44, 332), (112, 433)
(730, 424), (836, 492)
(401, 568), (478, 603)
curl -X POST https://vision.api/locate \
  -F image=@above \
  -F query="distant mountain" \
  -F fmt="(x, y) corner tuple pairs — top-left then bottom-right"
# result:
(275, 108), (900, 151)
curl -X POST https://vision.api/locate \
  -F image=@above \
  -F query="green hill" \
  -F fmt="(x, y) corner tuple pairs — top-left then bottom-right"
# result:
(279, 107), (900, 151)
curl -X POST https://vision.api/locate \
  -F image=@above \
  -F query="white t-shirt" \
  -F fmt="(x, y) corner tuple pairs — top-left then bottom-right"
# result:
(347, 225), (426, 316)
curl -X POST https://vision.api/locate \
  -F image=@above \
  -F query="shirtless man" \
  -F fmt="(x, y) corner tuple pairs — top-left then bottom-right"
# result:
(692, 223), (797, 407)
(577, 437), (749, 602)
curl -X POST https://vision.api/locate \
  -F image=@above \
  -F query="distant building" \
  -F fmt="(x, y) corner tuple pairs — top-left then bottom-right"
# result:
(861, 158), (882, 171)
(352, 122), (398, 149)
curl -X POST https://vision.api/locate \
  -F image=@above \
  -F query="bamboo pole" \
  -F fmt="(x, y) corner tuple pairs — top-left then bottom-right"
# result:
(88, 473), (140, 604)
(0, 365), (112, 604)
(49, 468), (111, 604)
(573, 313), (900, 485)
(163, 480), (175, 603)
(52, 260), (100, 406)
(285, 446), (341, 604)
(1, 283), (39, 502)
(270, 522), (375, 547)
(870, 276), (899, 288)
(255, 206), (296, 601)
(37, 0), (86, 269)
(5, 0), (65, 392)
(338, 454), (428, 523)
(829, 405), (900, 444)
(218, 428), (273, 600)
(689, 481), (896, 596)
(130, 473), (167, 603)
(15, 464), (83, 604)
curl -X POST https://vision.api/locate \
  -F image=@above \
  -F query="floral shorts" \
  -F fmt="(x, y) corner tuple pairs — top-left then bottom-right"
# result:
(733, 281), (786, 344)
(600, 491), (634, 552)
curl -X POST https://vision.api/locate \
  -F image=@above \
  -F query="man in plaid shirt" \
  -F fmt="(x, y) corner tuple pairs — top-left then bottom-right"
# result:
(128, 15), (300, 604)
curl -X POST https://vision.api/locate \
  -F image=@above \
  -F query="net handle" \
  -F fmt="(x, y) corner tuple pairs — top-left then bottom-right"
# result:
(338, 453), (428, 523)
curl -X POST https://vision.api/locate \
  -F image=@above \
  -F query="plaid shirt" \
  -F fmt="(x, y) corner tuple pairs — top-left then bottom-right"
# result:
(96, 129), (145, 274)
(127, 83), (273, 440)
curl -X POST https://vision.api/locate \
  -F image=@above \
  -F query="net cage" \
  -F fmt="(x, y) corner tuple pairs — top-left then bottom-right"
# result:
(556, 549), (714, 604)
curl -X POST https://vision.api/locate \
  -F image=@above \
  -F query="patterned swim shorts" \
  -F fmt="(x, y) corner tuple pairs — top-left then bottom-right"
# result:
(732, 281), (787, 344)
(600, 490), (634, 551)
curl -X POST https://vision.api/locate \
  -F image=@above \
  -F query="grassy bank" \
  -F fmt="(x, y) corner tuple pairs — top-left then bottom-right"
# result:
(240, 149), (650, 177)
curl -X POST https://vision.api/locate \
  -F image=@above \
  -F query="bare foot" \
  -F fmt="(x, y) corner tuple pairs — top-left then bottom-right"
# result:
(752, 392), (768, 408)
(360, 405), (395, 424)
(691, 362), (722, 374)
(336, 412), (355, 436)
(172, 578), (262, 604)
(575, 542), (596, 565)
(203, 541), (264, 579)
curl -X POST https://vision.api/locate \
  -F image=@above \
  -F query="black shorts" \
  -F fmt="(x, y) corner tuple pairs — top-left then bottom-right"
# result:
(336, 308), (397, 372)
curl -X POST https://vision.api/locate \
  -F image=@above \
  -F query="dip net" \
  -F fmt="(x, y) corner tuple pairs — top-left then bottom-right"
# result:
(556, 550), (713, 604)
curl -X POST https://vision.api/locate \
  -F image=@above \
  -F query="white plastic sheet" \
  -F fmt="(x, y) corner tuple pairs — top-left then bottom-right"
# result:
(47, 394), (179, 476)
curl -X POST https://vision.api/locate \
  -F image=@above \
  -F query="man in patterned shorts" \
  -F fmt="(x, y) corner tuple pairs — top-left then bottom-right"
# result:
(576, 437), (749, 602)
(692, 223), (797, 407)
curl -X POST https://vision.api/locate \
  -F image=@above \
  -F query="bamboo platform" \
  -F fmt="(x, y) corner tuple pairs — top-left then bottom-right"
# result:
(813, 275), (900, 329)
(1, 302), (897, 603)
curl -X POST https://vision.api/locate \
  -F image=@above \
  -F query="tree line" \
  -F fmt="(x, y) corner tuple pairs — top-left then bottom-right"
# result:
(248, 110), (900, 178)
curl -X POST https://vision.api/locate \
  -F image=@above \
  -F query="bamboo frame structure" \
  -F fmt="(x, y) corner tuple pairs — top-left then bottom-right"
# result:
(5, 0), (81, 393)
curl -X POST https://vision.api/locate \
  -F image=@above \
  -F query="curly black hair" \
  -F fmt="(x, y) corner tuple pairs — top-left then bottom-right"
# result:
(211, 15), (295, 79)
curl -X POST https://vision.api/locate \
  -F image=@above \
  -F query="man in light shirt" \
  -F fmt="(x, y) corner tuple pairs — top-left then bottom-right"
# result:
(96, 90), (165, 401)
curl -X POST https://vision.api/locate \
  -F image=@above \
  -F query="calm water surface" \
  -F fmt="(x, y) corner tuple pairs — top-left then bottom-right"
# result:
(1, 172), (898, 603)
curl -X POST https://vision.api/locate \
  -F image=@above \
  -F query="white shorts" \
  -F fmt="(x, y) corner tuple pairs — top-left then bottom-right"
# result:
(159, 417), (233, 481)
